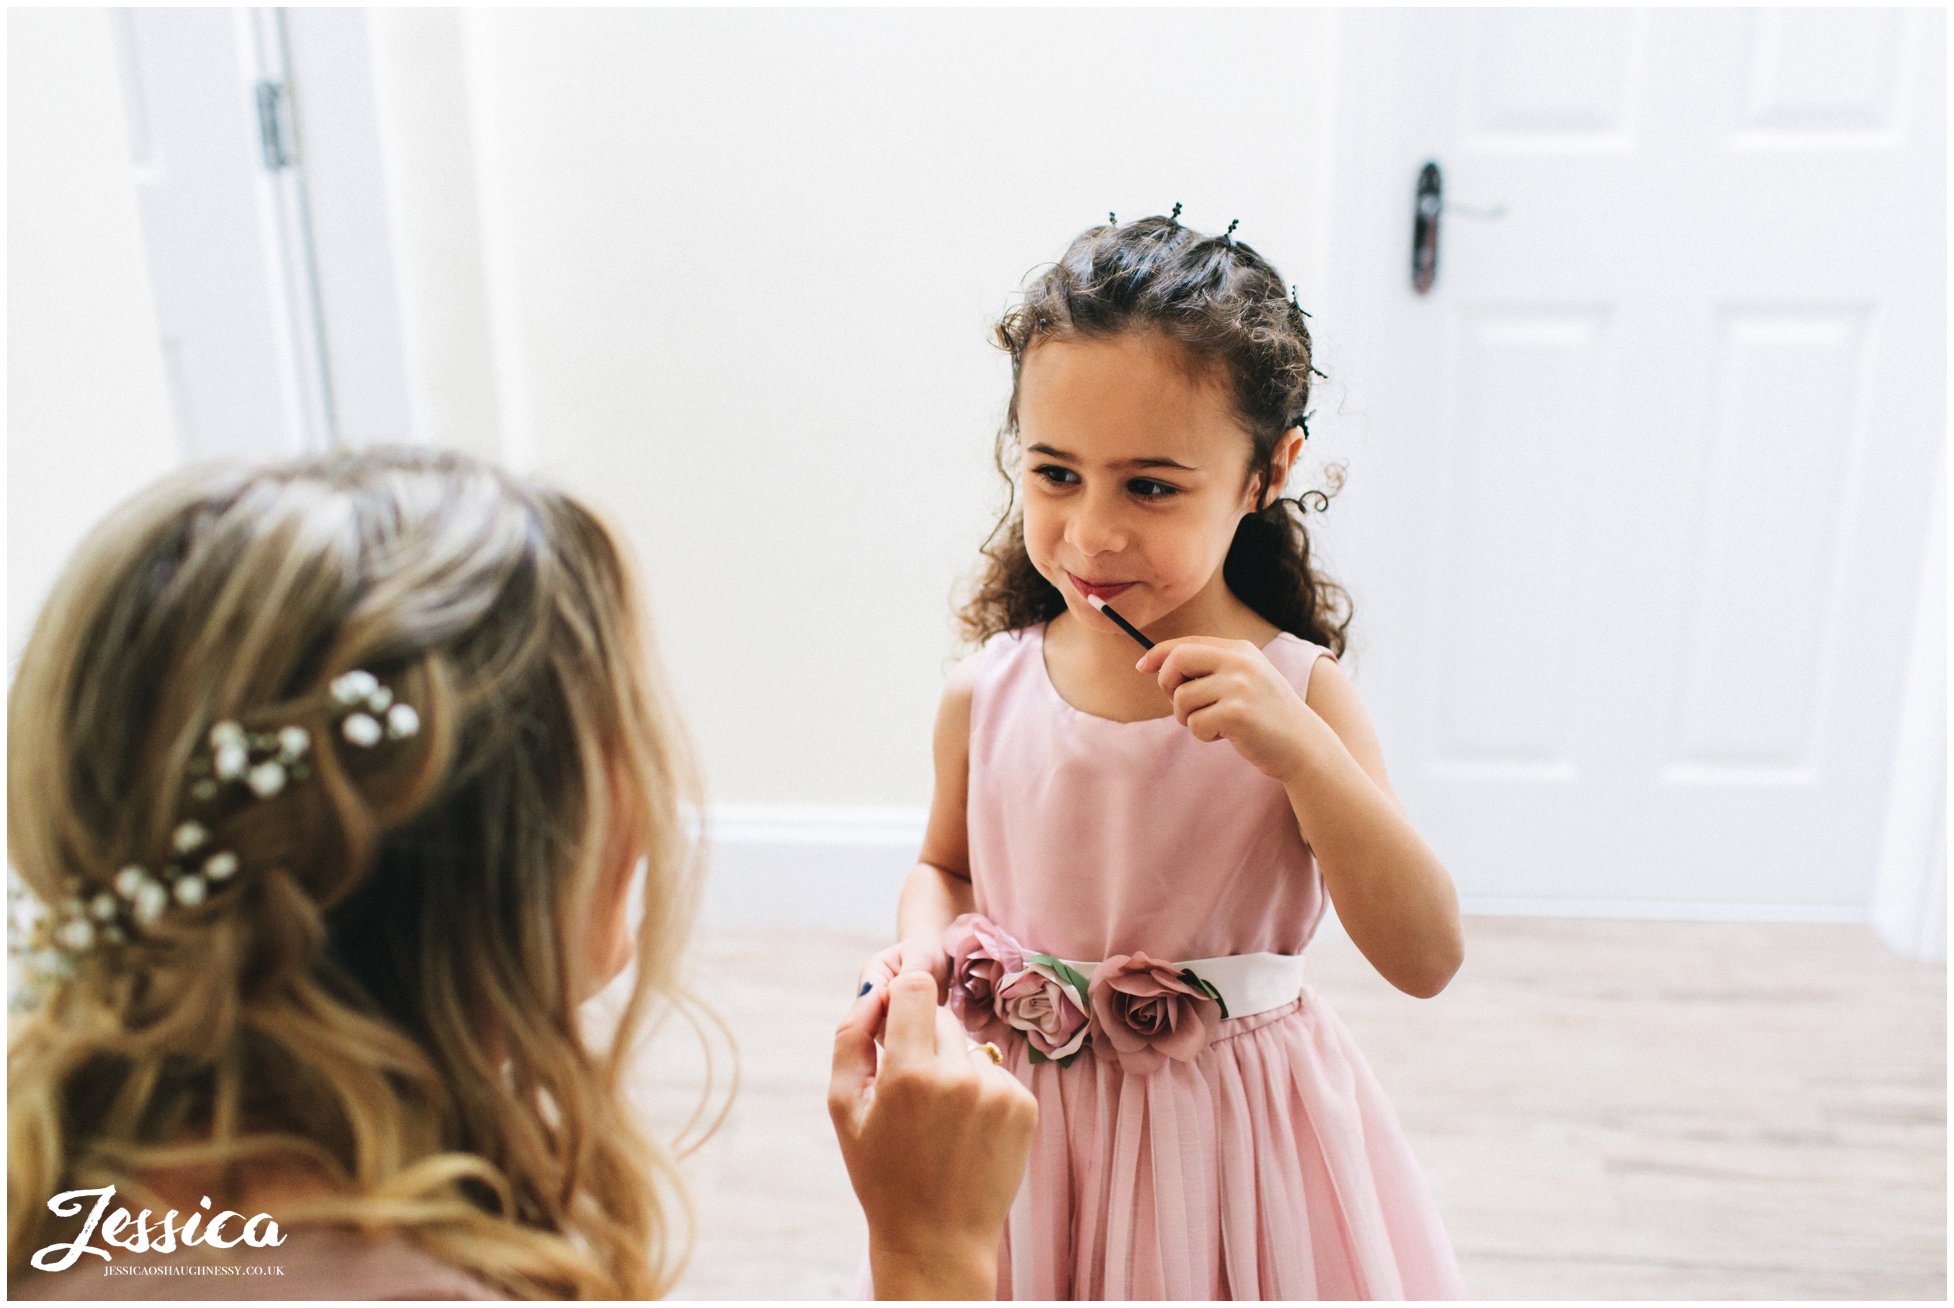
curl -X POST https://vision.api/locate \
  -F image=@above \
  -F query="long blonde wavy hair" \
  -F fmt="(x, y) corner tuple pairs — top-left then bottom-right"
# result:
(8, 446), (723, 1297)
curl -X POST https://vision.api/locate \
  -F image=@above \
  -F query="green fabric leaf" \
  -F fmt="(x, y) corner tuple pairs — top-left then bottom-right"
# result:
(1179, 968), (1230, 1020)
(1025, 952), (1093, 1007)
(1050, 960), (1092, 1005)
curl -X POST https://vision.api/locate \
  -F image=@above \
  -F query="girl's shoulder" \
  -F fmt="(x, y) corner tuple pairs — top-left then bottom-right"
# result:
(961, 624), (1042, 673)
(981, 623), (1043, 648)
(940, 625), (1029, 694)
(946, 625), (1044, 726)
(1263, 630), (1340, 696)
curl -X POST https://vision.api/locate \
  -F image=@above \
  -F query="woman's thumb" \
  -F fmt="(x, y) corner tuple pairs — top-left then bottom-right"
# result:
(828, 985), (886, 1131)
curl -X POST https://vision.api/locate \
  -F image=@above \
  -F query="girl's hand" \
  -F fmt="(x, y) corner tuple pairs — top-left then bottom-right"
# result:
(858, 938), (950, 1006)
(830, 973), (1037, 1299)
(1136, 636), (1321, 783)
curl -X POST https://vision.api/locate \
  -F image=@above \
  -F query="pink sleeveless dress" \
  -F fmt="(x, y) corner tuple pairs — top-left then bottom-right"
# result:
(959, 623), (1466, 1300)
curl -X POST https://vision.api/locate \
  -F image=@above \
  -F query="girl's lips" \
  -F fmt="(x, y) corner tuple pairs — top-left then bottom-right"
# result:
(1066, 574), (1135, 603)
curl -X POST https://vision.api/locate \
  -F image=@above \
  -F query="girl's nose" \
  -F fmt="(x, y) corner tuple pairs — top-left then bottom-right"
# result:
(1066, 501), (1128, 558)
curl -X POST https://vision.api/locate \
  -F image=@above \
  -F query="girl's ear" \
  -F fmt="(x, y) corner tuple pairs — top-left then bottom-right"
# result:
(1260, 428), (1306, 509)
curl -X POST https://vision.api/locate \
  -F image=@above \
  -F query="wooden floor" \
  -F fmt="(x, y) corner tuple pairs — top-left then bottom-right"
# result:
(624, 918), (1945, 1300)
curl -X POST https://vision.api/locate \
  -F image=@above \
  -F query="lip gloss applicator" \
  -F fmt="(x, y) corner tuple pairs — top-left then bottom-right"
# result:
(1087, 594), (1155, 651)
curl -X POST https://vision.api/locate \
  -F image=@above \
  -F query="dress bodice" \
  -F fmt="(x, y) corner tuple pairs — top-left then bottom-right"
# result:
(965, 624), (1338, 962)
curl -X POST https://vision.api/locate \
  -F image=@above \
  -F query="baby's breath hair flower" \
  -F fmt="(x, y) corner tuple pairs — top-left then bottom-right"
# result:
(11, 667), (423, 996)
(247, 760), (287, 798)
(330, 669), (380, 705)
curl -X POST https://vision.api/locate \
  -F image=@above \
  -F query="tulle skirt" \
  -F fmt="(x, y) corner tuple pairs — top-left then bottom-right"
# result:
(989, 987), (1465, 1300)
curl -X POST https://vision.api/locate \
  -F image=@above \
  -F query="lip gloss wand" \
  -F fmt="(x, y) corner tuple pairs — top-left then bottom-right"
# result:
(1086, 594), (1155, 651)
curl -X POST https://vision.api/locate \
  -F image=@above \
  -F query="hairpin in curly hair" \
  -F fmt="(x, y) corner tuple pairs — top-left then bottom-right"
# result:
(15, 669), (421, 987)
(1223, 218), (1240, 246)
(1169, 201), (1183, 225)
(1108, 211), (1117, 225)
(1289, 284), (1312, 319)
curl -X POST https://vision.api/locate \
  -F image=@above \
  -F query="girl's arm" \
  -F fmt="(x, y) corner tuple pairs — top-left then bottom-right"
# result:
(859, 655), (981, 996)
(1137, 637), (1464, 999)
(1288, 656), (1464, 999)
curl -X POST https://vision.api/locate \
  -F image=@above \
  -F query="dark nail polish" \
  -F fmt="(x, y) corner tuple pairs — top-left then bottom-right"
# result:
(858, 981), (873, 997)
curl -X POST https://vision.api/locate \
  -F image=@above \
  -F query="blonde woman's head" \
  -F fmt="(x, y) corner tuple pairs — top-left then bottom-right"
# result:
(8, 446), (707, 1297)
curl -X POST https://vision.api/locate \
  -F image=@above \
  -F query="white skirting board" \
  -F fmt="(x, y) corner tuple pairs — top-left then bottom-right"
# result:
(697, 806), (1873, 936)
(696, 806), (926, 938)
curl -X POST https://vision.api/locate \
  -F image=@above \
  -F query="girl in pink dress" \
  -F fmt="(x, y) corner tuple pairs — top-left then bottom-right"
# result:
(859, 212), (1468, 1299)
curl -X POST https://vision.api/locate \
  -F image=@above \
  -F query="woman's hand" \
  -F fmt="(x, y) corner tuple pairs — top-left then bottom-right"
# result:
(829, 973), (1037, 1300)
(857, 937), (950, 1005)
(1136, 636), (1324, 783)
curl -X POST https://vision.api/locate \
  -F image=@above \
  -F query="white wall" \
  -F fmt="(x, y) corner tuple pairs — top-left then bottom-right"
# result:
(9, 7), (1340, 929)
(366, 8), (1341, 812)
(7, 8), (179, 656)
(17, 11), (1934, 940)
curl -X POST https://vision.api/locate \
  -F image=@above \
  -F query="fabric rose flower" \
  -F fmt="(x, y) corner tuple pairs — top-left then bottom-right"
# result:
(941, 913), (1023, 1045)
(996, 959), (1092, 1064)
(1088, 952), (1227, 1075)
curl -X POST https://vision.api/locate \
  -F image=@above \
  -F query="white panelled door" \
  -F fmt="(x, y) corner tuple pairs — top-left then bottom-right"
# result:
(1313, 8), (1944, 917)
(111, 8), (326, 459)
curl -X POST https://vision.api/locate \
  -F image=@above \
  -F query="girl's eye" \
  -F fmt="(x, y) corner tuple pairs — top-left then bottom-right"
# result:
(1129, 479), (1180, 499)
(1032, 464), (1079, 486)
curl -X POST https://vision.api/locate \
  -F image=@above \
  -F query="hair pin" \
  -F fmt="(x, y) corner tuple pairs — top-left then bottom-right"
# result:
(1290, 285), (1312, 318)
(1223, 218), (1240, 245)
(1108, 211), (1117, 225)
(1169, 201), (1183, 225)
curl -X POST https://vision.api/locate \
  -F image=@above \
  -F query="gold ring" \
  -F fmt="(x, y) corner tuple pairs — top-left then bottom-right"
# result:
(967, 1040), (1004, 1065)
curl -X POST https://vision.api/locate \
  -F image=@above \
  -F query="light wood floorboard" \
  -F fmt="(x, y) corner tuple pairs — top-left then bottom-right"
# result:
(624, 918), (1944, 1300)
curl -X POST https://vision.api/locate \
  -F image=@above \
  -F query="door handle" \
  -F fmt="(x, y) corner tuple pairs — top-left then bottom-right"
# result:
(1412, 162), (1443, 294)
(1413, 161), (1507, 295)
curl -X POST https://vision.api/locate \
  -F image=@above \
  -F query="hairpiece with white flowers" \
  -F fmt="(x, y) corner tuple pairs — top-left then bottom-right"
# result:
(19, 669), (420, 981)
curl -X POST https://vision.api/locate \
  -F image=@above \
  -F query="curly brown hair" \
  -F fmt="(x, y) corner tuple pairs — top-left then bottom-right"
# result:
(958, 213), (1352, 655)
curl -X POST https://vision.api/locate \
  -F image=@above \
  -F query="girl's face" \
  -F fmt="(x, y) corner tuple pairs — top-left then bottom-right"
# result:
(1016, 332), (1281, 637)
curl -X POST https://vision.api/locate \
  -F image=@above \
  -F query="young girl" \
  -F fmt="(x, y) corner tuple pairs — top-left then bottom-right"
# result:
(860, 214), (1468, 1299)
(9, 447), (1033, 1299)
